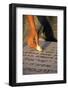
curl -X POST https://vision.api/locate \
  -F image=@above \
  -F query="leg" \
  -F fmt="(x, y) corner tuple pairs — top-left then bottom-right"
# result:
(27, 15), (39, 47)
(27, 15), (42, 51)
(37, 16), (57, 42)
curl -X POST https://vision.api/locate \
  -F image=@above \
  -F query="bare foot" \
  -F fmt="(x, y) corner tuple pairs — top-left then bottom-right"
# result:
(36, 45), (43, 52)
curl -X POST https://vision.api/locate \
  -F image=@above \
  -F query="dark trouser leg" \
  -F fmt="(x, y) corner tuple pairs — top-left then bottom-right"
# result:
(37, 16), (57, 42)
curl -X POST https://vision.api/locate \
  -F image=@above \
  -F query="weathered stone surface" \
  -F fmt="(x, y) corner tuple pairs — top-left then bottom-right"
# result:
(23, 40), (57, 75)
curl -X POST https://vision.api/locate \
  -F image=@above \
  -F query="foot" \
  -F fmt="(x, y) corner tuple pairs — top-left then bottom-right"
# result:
(36, 45), (43, 52)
